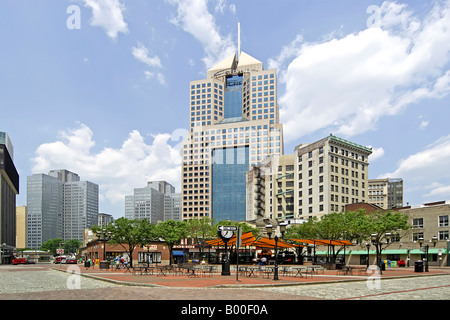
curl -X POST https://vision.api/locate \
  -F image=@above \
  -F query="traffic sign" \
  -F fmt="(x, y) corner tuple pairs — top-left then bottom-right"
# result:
(218, 225), (238, 232)
(56, 249), (64, 254)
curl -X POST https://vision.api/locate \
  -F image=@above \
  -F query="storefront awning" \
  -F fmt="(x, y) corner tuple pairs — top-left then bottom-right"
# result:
(410, 248), (447, 255)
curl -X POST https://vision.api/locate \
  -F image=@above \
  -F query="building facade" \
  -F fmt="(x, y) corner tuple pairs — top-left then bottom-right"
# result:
(182, 51), (284, 221)
(368, 178), (404, 209)
(295, 134), (372, 219)
(27, 170), (98, 249)
(341, 201), (450, 267)
(0, 135), (19, 264)
(125, 181), (181, 222)
(247, 134), (372, 222)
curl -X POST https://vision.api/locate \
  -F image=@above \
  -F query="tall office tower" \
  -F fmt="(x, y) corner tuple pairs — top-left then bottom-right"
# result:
(0, 133), (19, 264)
(27, 174), (63, 249)
(62, 180), (99, 241)
(368, 178), (403, 209)
(295, 134), (372, 219)
(181, 51), (284, 221)
(27, 170), (98, 249)
(247, 134), (373, 221)
(125, 180), (180, 222)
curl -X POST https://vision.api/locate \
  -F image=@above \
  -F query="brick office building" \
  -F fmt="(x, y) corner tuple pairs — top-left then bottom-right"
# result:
(84, 240), (171, 266)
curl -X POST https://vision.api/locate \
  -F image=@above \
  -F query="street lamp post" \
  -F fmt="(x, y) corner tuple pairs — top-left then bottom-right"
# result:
(266, 222), (287, 281)
(370, 232), (391, 275)
(365, 243), (371, 268)
(418, 236), (437, 272)
(96, 229), (112, 263)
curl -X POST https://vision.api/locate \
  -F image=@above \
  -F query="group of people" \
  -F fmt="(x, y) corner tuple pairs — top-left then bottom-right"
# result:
(80, 255), (129, 268)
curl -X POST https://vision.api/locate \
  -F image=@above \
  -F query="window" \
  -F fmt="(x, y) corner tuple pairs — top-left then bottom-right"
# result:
(412, 232), (423, 241)
(439, 230), (449, 240)
(439, 215), (449, 227)
(413, 218), (424, 228)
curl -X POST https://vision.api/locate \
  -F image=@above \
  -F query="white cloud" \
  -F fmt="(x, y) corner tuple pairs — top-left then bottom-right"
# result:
(276, 0), (450, 143)
(368, 146), (385, 162)
(31, 124), (182, 214)
(166, 0), (236, 69)
(83, 0), (129, 39)
(379, 134), (450, 201)
(132, 42), (163, 68)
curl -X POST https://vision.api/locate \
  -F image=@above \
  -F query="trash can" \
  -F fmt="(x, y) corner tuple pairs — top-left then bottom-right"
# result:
(84, 261), (91, 269)
(414, 260), (424, 272)
(99, 260), (110, 270)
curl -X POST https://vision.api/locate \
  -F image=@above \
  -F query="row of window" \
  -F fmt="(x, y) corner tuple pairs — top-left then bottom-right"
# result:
(413, 216), (449, 228)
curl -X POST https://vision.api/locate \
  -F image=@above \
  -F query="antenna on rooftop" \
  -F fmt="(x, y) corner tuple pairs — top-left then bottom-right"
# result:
(238, 22), (241, 60)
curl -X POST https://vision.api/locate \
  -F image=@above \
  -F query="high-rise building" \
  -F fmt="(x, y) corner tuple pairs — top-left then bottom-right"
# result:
(368, 178), (404, 209)
(247, 134), (372, 221)
(181, 51), (284, 221)
(295, 134), (372, 218)
(125, 181), (181, 222)
(26, 170), (98, 249)
(0, 133), (19, 264)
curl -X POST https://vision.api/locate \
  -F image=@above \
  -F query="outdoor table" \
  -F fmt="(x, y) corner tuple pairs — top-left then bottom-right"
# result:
(238, 266), (248, 276)
(187, 266), (200, 277)
(143, 265), (155, 275)
(246, 266), (259, 277)
(280, 266), (291, 276)
(157, 266), (168, 277)
(292, 267), (306, 278)
(306, 266), (320, 276)
(339, 266), (354, 275)
(262, 267), (275, 278)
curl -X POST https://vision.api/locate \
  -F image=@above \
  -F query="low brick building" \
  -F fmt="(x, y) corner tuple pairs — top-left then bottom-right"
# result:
(84, 240), (171, 266)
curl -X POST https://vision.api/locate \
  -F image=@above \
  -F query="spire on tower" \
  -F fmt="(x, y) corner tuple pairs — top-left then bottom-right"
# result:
(238, 22), (241, 60)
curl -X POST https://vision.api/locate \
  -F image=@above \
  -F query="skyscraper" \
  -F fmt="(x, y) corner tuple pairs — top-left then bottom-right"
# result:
(182, 51), (284, 221)
(27, 170), (98, 249)
(247, 134), (372, 221)
(0, 132), (19, 264)
(125, 180), (181, 222)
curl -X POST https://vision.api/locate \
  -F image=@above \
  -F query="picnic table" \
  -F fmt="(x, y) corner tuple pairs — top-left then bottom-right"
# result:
(246, 266), (260, 277)
(337, 265), (366, 275)
(157, 265), (170, 277)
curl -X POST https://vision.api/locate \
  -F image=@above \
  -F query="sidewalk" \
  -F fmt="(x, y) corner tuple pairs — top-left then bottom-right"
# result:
(55, 264), (450, 288)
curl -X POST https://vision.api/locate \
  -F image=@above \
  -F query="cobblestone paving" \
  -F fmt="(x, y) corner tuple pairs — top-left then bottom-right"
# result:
(1, 265), (449, 301)
(252, 274), (450, 300)
(0, 265), (120, 294)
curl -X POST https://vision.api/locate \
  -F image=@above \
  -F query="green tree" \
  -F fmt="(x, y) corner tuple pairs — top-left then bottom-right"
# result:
(40, 238), (81, 256)
(185, 217), (216, 255)
(154, 220), (187, 265)
(41, 238), (63, 256)
(93, 218), (156, 267)
(365, 210), (411, 266)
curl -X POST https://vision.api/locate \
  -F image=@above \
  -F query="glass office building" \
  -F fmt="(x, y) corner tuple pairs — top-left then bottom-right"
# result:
(27, 170), (98, 249)
(182, 51), (284, 221)
(212, 146), (249, 221)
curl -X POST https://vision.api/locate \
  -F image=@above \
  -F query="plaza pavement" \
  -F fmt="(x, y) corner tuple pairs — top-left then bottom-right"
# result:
(62, 263), (450, 288)
(0, 263), (449, 301)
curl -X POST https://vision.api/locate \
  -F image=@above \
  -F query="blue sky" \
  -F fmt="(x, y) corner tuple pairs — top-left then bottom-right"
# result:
(1, 0), (450, 219)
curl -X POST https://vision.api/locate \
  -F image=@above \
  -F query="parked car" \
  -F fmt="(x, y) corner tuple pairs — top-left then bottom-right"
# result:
(54, 256), (66, 264)
(12, 257), (27, 265)
(66, 258), (78, 264)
